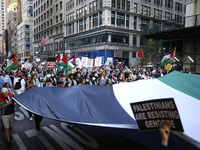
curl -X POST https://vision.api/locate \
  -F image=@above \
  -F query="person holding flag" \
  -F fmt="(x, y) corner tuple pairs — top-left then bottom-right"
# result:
(6, 53), (17, 73)
(137, 49), (144, 62)
(161, 48), (176, 67)
(67, 54), (78, 70)
(0, 88), (15, 145)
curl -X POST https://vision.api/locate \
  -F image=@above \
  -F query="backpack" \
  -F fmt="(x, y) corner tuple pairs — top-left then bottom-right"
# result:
(15, 78), (22, 90)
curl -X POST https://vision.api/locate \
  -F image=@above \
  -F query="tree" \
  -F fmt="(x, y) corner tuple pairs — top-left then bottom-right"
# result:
(139, 40), (160, 67)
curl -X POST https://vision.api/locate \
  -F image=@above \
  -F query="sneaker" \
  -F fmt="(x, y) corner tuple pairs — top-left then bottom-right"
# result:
(29, 117), (33, 121)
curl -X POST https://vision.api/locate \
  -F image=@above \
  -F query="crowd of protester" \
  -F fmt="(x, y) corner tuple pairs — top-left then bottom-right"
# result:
(0, 62), (173, 90)
(0, 60), (193, 148)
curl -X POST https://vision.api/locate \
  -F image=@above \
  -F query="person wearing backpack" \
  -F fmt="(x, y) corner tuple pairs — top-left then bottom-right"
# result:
(13, 73), (26, 95)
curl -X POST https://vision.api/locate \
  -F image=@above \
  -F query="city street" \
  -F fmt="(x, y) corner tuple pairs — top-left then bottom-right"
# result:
(0, 104), (149, 150)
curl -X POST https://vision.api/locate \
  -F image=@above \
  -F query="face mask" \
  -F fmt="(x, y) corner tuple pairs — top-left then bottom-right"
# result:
(92, 77), (95, 80)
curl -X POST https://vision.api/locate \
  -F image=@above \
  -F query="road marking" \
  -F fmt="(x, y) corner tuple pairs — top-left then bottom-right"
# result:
(61, 123), (99, 149)
(43, 126), (84, 150)
(25, 129), (37, 138)
(19, 107), (29, 118)
(38, 135), (56, 150)
(13, 134), (27, 150)
(25, 129), (55, 150)
(15, 112), (25, 121)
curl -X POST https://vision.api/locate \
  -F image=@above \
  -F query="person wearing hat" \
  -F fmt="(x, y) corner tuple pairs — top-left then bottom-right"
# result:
(0, 88), (15, 145)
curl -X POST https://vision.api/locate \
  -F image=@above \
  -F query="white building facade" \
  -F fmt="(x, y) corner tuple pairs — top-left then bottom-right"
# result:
(17, 0), (33, 60)
(17, 21), (33, 60)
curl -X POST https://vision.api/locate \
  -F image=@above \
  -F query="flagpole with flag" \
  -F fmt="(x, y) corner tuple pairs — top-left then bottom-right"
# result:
(55, 53), (68, 72)
(161, 48), (176, 67)
(44, 34), (49, 45)
(41, 36), (44, 47)
(68, 54), (78, 69)
(136, 49), (144, 62)
(6, 53), (17, 72)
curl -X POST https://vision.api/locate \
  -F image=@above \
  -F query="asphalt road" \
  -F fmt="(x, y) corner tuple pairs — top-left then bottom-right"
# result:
(0, 104), (150, 150)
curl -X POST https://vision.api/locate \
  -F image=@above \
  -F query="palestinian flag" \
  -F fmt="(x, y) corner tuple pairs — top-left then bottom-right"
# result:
(14, 71), (200, 149)
(55, 53), (61, 63)
(161, 48), (176, 67)
(137, 49), (143, 62)
(0, 101), (6, 107)
(68, 54), (78, 69)
(6, 53), (17, 72)
(55, 54), (67, 71)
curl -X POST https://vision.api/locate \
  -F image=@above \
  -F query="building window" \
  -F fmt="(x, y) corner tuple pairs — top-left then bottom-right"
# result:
(117, 13), (125, 27)
(99, 12), (102, 26)
(112, 0), (116, 8)
(76, 9), (79, 18)
(89, 2), (92, 13)
(175, 14), (182, 24)
(134, 3), (137, 13)
(79, 8), (82, 17)
(93, 1), (96, 11)
(60, 14), (62, 21)
(89, 16), (92, 29)
(60, 25), (62, 32)
(93, 13), (98, 28)
(154, 0), (162, 6)
(175, 2), (182, 12)
(165, 12), (172, 21)
(60, 1), (62, 10)
(133, 35), (137, 47)
(126, 1), (130, 11)
(117, 0), (120, 9)
(69, 23), (74, 35)
(84, 18), (87, 30)
(122, 0), (125, 10)
(79, 19), (83, 32)
(165, 0), (173, 9)
(85, 5), (87, 15)
(56, 16), (58, 23)
(111, 11), (115, 26)
(56, 4), (58, 12)
(55, 42), (58, 51)
(154, 9), (162, 19)
(126, 14), (129, 28)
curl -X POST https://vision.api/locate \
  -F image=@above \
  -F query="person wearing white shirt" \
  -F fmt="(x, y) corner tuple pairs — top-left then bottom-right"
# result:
(33, 75), (40, 87)
(1, 71), (12, 87)
(13, 73), (26, 95)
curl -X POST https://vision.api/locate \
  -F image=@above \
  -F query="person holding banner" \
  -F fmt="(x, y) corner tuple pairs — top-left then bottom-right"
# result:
(89, 74), (97, 85)
(0, 88), (15, 145)
(159, 123), (170, 150)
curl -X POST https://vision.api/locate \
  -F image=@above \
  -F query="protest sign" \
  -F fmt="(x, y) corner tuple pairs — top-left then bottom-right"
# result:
(107, 57), (113, 64)
(22, 63), (32, 70)
(130, 98), (184, 131)
(87, 59), (93, 68)
(76, 58), (82, 68)
(49, 62), (55, 68)
(82, 57), (88, 68)
(95, 57), (102, 67)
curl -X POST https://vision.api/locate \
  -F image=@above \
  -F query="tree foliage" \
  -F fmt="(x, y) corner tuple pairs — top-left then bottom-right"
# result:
(139, 40), (160, 66)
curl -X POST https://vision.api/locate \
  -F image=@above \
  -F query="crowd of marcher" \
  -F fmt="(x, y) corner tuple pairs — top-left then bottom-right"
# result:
(0, 60), (193, 148)
(0, 62), (173, 90)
